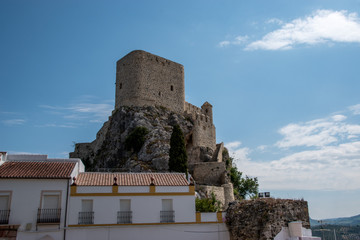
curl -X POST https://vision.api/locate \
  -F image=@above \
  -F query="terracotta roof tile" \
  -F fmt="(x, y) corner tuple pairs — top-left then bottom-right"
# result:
(75, 172), (189, 186)
(0, 161), (76, 179)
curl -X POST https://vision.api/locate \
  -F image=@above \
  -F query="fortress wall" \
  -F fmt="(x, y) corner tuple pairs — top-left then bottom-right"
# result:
(184, 102), (216, 150)
(115, 50), (185, 114)
(226, 199), (310, 240)
(193, 162), (226, 186)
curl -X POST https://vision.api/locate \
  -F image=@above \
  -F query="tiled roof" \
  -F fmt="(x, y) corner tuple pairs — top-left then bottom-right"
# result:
(75, 172), (189, 186)
(0, 161), (76, 179)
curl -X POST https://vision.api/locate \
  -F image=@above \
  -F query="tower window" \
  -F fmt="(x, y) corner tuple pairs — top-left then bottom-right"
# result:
(159, 92), (161, 96)
(119, 83), (122, 89)
(171, 85), (174, 91)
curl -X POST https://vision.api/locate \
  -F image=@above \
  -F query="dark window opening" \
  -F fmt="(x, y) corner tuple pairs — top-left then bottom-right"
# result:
(119, 83), (122, 89)
(171, 85), (174, 91)
(159, 92), (161, 96)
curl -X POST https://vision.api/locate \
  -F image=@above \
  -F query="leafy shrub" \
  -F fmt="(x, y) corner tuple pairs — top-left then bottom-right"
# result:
(195, 192), (222, 212)
(125, 126), (149, 153)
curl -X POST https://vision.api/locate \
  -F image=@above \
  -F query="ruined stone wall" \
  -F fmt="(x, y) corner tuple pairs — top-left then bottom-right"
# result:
(196, 183), (235, 210)
(226, 198), (310, 240)
(193, 162), (227, 186)
(184, 102), (216, 151)
(115, 50), (185, 114)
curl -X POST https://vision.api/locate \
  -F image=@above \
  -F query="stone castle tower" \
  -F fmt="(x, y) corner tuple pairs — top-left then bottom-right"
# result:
(115, 50), (185, 114)
(115, 50), (216, 157)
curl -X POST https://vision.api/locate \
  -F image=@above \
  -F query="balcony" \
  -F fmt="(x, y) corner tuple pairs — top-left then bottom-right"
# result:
(78, 211), (94, 224)
(0, 210), (10, 224)
(160, 210), (174, 223)
(117, 211), (132, 224)
(37, 208), (61, 224)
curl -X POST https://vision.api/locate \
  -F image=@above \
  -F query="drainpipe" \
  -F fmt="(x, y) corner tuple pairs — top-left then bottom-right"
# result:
(63, 178), (70, 240)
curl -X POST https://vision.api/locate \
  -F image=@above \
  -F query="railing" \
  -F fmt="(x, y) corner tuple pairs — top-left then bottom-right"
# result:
(160, 210), (175, 223)
(0, 210), (10, 224)
(37, 208), (61, 223)
(117, 211), (132, 224)
(78, 211), (94, 224)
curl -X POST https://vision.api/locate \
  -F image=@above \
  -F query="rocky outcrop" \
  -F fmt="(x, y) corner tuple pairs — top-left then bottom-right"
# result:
(70, 106), (193, 172)
(226, 198), (310, 240)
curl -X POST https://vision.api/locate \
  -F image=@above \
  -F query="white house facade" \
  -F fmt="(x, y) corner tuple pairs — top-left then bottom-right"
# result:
(0, 153), (84, 240)
(66, 172), (229, 240)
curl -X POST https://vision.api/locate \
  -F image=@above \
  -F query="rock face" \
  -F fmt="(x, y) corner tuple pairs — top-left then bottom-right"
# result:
(226, 198), (310, 240)
(70, 106), (193, 172)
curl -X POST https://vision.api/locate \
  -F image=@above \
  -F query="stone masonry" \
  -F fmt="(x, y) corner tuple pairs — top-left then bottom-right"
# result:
(226, 198), (310, 240)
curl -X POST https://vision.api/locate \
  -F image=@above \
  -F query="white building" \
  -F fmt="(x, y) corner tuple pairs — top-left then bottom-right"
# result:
(66, 172), (229, 240)
(0, 153), (229, 240)
(0, 153), (84, 240)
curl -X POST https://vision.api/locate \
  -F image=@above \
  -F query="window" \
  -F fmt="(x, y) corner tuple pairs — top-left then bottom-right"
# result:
(171, 85), (174, 91)
(160, 199), (174, 223)
(38, 191), (61, 224)
(118, 199), (132, 224)
(79, 200), (94, 224)
(0, 192), (11, 224)
(119, 83), (122, 89)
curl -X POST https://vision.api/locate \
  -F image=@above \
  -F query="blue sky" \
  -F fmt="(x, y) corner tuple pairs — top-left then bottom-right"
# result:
(1, 0), (360, 219)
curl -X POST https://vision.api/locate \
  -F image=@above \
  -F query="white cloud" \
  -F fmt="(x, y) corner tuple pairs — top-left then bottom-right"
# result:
(246, 10), (360, 50)
(225, 141), (251, 162)
(218, 35), (249, 47)
(40, 101), (113, 124)
(228, 105), (360, 191)
(349, 104), (360, 115)
(276, 115), (360, 148)
(267, 18), (284, 25)
(2, 119), (26, 126)
(257, 145), (267, 151)
(219, 40), (231, 47)
(230, 140), (360, 191)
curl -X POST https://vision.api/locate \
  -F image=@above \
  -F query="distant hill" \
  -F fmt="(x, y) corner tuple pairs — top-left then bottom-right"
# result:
(311, 214), (360, 226)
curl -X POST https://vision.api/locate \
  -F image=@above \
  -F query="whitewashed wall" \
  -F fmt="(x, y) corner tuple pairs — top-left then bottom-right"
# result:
(67, 223), (230, 240)
(68, 195), (196, 225)
(0, 178), (70, 240)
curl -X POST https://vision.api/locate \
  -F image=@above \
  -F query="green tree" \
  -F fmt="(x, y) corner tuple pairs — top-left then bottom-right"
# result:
(168, 124), (188, 176)
(229, 164), (259, 199)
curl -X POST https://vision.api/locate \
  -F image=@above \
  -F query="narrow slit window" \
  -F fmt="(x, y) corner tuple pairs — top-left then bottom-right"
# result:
(171, 85), (174, 91)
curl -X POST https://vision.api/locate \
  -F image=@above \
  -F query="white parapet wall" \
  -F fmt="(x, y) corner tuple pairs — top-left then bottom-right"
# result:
(66, 223), (229, 240)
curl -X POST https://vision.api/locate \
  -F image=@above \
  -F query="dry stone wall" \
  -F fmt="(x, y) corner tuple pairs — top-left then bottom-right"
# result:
(226, 198), (310, 240)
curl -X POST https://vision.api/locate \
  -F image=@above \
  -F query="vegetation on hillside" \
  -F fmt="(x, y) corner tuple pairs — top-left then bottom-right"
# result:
(168, 124), (188, 176)
(223, 148), (259, 200)
(125, 126), (149, 153)
(195, 192), (222, 212)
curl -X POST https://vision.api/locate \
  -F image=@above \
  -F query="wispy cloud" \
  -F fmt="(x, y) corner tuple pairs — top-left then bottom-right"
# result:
(218, 35), (249, 47)
(225, 141), (251, 161)
(40, 100), (113, 124)
(246, 10), (360, 50)
(276, 114), (360, 148)
(349, 104), (360, 115)
(2, 119), (26, 126)
(227, 105), (360, 191)
(266, 18), (284, 25)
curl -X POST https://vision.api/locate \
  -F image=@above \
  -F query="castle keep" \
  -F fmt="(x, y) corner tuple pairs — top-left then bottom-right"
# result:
(115, 50), (216, 155)
(115, 50), (185, 114)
